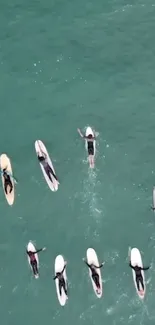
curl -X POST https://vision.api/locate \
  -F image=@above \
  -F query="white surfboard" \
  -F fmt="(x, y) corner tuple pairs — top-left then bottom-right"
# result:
(86, 248), (103, 298)
(35, 140), (59, 192)
(85, 127), (96, 168)
(130, 248), (146, 299)
(0, 154), (15, 205)
(27, 241), (39, 279)
(152, 187), (155, 210)
(54, 255), (67, 306)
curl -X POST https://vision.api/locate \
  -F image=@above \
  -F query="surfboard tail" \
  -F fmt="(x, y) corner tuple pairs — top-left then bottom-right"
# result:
(138, 289), (145, 299)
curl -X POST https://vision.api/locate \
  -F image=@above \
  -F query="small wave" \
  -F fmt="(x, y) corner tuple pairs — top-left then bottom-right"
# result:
(106, 306), (115, 315)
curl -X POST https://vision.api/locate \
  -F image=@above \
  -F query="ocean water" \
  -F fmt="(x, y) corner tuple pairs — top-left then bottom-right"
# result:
(0, 0), (155, 324)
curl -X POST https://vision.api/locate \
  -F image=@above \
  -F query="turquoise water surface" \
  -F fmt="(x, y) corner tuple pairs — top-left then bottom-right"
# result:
(0, 0), (155, 324)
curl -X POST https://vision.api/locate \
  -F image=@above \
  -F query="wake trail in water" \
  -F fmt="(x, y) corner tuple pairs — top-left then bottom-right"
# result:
(79, 128), (105, 240)
(81, 166), (103, 241)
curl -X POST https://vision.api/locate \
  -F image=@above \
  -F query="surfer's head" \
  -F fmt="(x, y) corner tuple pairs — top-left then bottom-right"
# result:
(38, 155), (45, 161)
(88, 134), (93, 139)
(28, 251), (34, 255)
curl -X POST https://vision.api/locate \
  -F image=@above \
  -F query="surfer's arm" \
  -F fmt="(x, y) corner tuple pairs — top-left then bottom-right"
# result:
(141, 266), (150, 271)
(50, 167), (58, 181)
(34, 249), (42, 254)
(35, 247), (46, 254)
(84, 260), (91, 268)
(60, 265), (66, 275)
(95, 262), (105, 269)
(63, 264), (67, 272)
(53, 275), (58, 280)
(77, 128), (84, 138)
(129, 261), (135, 269)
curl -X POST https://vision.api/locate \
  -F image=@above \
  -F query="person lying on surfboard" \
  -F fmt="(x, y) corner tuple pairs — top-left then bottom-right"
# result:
(129, 261), (150, 292)
(27, 247), (46, 276)
(37, 152), (59, 183)
(83, 258), (104, 292)
(1, 168), (17, 194)
(77, 128), (96, 156)
(53, 262), (68, 297)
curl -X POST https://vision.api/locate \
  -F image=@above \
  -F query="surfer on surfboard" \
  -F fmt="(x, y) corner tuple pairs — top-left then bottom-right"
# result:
(1, 168), (17, 194)
(77, 128), (96, 156)
(53, 262), (68, 297)
(129, 261), (150, 292)
(83, 258), (104, 293)
(37, 152), (59, 183)
(27, 247), (46, 276)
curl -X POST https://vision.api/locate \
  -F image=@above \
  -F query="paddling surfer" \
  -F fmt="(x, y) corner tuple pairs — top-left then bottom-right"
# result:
(1, 168), (17, 194)
(53, 262), (68, 297)
(129, 261), (150, 291)
(27, 247), (46, 276)
(37, 152), (59, 183)
(77, 128), (96, 156)
(83, 258), (104, 292)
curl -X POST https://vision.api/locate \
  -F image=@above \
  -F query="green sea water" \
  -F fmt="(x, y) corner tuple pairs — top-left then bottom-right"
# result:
(0, 0), (155, 324)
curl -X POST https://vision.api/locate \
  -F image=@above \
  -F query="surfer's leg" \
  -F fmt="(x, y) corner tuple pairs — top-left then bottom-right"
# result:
(136, 276), (140, 291)
(34, 260), (39, 274)
(92, 274), (100, 288)
(62, 278), (67, 296)
(91, 147), (94, 155)
(88, 155), (94, 168)
(31, 263), (36, 275)
(4, 181), (8, 194)
(9, 181), (13, 193)
(48, 165), (58, 181)
(88, 148), (93, 156)
(44, 166), (53, 182)
(96, 275), (100, 289)
(32, 261), (38, 275)
(59, 281), (62, 296)
(139, 276), (144, 290)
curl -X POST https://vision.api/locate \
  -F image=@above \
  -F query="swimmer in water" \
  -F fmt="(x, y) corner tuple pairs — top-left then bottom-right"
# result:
(83, 258), (104, 292)
(26, 247), (46, 276)
(37, 152), (59, 183)
(53, 261), (68, 297)
(1, 168), (17, 194)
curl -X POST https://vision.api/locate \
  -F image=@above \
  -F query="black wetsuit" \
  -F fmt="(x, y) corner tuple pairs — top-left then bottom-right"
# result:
(129, 262), (149, 291)
(85, 261), (103, 289)
(27, 249), (43, 276)
(3, 170), (13, 194)
(84, 137), (94, 156)
(87, 141), (94, 155)
(54, 265), (67, 296)
(38, 156), (58, 182)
